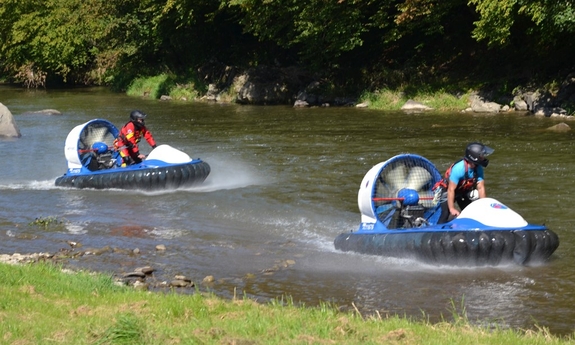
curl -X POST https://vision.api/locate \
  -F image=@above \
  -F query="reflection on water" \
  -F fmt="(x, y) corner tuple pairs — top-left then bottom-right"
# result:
(1, 85), (575, 335)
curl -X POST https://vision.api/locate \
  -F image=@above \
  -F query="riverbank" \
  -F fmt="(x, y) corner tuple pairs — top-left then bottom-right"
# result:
(123, 68), (575, 117)
(0, 261), (572, 344)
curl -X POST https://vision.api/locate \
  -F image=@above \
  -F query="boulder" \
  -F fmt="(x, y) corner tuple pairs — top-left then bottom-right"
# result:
(20, 109), (62, 115)
(234, 66), (307, 105)
(401, 99), (433, 111)
(0, 102), (21, 138)
(546, 123), (571, 132)
(513, 99), (529, 111)
(293, 100), (309, 107)
(471, 99), (501, 113)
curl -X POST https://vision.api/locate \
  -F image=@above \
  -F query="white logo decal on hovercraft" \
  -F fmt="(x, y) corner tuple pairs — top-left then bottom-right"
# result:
(360, 222), (374, 231)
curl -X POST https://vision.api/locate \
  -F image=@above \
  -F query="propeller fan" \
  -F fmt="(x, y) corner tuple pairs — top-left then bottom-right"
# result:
(78, 121), (117, 153)
(373, 155), (440, 223)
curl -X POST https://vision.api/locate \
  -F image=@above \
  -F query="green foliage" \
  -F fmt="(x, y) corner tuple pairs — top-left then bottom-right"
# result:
(226, 0), (380, 69)
(360, 89), (408, 111)
(169, 83), (201, 101)
(0, 0), (574, 99)
(470, 0), (575, 46)
(0, 0), (152, 85)
(170, 70), (207, 101)
(126, 73), (207, 100)
(468, 0), (518, 46)
(1, 0), (102, 81)
(359, 88), (470, 111)
(28, 216), (65, 229)
(126, 74), (173, 99)
(416, 92), (470, 111)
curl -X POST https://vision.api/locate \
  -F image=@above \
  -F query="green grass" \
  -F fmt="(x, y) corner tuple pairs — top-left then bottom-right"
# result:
(168, 83), (201, 101)
(0, 262), (572, 344)
(126, 73), (206, 101)
(126, 74), (174, 99)
(359, 88), (471, 111)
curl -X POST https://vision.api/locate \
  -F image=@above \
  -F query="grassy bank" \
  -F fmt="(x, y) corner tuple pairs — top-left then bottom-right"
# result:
(126, 74), (472, 111)
(0, 262), (572, 345)
(126, 74), (206, 102)
(358, 89), (471, 111)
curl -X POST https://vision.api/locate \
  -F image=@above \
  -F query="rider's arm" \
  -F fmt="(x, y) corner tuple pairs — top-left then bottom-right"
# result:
(447, 181), (459, 217)
(476, 180), (486, 198)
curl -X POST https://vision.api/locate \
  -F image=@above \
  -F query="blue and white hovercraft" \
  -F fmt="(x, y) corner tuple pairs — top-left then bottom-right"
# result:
(55, 119), (210, 191)
(334, 154), (559, 266)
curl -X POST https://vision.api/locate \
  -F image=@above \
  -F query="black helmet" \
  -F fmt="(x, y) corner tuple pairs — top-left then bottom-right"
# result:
(130, 110), (147, 128)
(130, 110), (147, 121)
(464, 142), (494, 167)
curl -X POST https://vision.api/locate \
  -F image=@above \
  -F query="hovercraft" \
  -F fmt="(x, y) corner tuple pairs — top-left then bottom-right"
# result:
(54, 119), (210, 191)
(334, 154), (559, 266)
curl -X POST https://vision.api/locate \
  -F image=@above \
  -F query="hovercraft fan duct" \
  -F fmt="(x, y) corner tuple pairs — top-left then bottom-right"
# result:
(361, 154), (442, 228)
(63, 119), (120, 170)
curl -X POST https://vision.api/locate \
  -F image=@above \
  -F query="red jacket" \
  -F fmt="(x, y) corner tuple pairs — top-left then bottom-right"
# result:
(114, 122), (156, 158)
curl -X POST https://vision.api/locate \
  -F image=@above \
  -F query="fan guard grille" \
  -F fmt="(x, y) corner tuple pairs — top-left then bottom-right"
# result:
(373, 155), (441, 225)
(78, 121), (117, 152)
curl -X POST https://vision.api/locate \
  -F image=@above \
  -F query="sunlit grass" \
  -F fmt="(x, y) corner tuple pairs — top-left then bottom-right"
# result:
(168, 83), (201, 101)
(0, 262), (572, 344)
(359, 88), (471, 111)
(126, 74), (174, 99)
(359, 89), (407, 110)
(126, 73), (207, 101)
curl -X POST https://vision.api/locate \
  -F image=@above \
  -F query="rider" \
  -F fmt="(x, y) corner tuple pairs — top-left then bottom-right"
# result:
(114, 110), (157, 166)
(434, 142), (494, 224)
(82, 142), (121, 171)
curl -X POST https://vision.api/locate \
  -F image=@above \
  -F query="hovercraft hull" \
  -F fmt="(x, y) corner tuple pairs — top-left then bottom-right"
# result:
(334, 227), (559, 266)
(55, 160), (210, 191)
(55, 119), (210, 191)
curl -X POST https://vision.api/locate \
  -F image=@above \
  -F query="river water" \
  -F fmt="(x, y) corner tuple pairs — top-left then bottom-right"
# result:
(1, 86), (575, 335)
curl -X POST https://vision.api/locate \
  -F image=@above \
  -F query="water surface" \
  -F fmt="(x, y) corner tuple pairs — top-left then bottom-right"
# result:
(1, 86), (574, 335)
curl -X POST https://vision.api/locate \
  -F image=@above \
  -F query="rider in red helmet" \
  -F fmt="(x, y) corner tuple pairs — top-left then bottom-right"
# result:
(114, 110), (157, 166)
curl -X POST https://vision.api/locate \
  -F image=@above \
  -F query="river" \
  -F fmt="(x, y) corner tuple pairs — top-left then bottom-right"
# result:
(1, 85), (574, 336)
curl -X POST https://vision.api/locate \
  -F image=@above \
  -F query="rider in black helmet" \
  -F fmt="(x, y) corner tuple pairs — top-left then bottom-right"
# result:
(130, 110), (147, 129)
(464, 142), (493, 167)
(114, 110), (157, 165)
(434, 142), (494, 224)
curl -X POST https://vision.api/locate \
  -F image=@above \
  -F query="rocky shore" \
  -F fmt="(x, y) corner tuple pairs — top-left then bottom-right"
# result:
(1, 241), (296, 293)
(189, 64), (575, 117)
(2, 68), (575, 138)
(0, 248), (200, 291)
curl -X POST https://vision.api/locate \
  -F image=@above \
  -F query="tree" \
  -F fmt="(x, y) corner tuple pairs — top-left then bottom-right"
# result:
(469, 0), (575, 46)
(225, 0), (374, 70)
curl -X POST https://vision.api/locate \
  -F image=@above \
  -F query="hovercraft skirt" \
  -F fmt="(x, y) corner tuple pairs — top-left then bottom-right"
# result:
(334, 229), (559, 266)
(55, 161), (210, 191)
